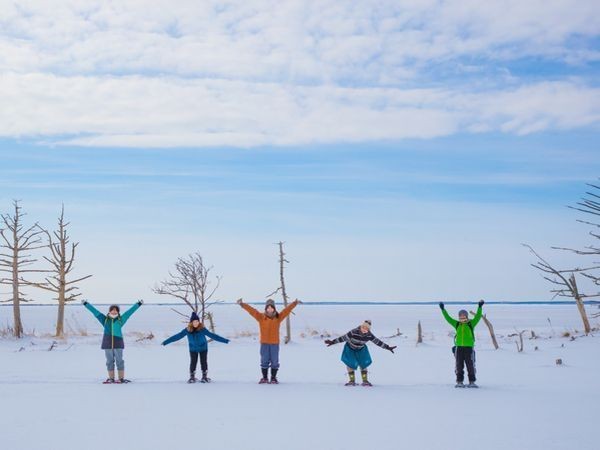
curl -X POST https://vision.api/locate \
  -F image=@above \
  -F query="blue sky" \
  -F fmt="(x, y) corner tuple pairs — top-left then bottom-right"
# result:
(0, 1), (599, 302)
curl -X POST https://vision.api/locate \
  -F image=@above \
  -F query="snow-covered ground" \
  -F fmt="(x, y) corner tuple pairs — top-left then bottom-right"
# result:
(1, 303), (598, 450)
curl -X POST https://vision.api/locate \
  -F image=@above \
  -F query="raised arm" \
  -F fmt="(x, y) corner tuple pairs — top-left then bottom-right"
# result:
(120, 300), (143, 325)
(278, 299), (299, 321)
(82, 301), (106, 325)
(470, 301), (484, 327)
(202, 328), (230, 344)
(440, 305), (458, 327)
(240, 301), (262, 321)
(162, 329), (188, 346)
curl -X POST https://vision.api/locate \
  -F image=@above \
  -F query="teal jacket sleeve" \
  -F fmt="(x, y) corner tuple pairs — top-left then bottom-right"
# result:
(442, 308), (458, 327)
(470, 306), (483, 327)
(120, 302), (141, 325)
(84, 302), (106, 325)
(202, 328), (229, 344)
(162, 329), (188, 346)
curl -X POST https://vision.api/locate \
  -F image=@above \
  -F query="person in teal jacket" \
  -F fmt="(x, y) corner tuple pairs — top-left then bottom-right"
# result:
(439, 300), (484, 388)
(162, 311), (230, 383)
(82, 299), (143, 384)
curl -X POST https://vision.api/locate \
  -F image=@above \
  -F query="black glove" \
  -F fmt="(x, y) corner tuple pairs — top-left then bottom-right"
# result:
(439, 302), (444, 310)
(324, 339), (334, 346)
(388, 346), (397, 354)
(478, 300), (484, 307)
(137, 299), (144, 305)
(81, 300), (88, 305)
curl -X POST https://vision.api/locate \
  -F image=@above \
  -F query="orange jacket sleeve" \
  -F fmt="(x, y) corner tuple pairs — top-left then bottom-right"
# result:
(241, 302), (262, 321)
(278, 300), (299, 321)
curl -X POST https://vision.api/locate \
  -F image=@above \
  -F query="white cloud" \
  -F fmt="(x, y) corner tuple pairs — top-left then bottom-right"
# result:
(0, 0), (598, 147)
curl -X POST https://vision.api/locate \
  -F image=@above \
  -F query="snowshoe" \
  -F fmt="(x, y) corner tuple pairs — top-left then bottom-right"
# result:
(269, 378), (279, 384)
(345, 381), (357, 386)
(118, 378), (131, 384)
(467, 382), (479, 389)
(103, 378), (115, 384)
(455, 382), (466, 388)
(200, 376), (211, 383)
(259, 378), (269, 384)
(361, 381), (373, 387)
(187, 377), (197, 384)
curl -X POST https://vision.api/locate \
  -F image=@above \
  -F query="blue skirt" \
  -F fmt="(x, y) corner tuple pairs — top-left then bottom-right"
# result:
(341, 343), (372, 370)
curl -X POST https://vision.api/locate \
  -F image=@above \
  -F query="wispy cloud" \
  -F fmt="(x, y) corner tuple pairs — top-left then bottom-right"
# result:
(0, 1), (598, 147)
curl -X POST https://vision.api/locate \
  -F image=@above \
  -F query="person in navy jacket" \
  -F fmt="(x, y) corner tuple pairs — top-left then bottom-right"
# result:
(162, 311), (229, 383)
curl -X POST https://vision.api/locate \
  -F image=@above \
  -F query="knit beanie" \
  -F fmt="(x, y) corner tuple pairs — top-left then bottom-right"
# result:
(190, 311), (200, 322)
(458, 310), (468, 318)
(362, 320), (372, 329)
(265, 299), (276, 309)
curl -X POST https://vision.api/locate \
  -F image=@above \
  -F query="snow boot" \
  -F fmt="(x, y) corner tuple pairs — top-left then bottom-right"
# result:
(118, 370), (131, 384)
(467, 382), (479, 389)
(361, 370), (372, 387)
(269, 368), (279, 384)
(188, 371), (197, 383)
(345, 370), (357, 386)
(103, 370), (116, 384)
(455, 381), (466, 388)
(259, 368), (269, 384)
(200, 371), (211, 383)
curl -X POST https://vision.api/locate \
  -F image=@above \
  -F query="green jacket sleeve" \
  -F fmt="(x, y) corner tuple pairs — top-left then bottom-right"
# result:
(442, 308), (458, 327)
(470, 306), (483, 327)
(120, 302), (141, 325)
(84, 302), (106, 325)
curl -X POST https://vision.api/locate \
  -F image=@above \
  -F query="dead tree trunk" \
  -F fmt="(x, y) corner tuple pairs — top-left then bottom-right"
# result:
(571, 275), (592, 335)
(267, 242), (292, 343)
(23, 206), (92, 337)
(278, 242), (291, 344)
(0, 201), (46, 338)
(470, 310), (499, 349)
(416, 321), (423, 344)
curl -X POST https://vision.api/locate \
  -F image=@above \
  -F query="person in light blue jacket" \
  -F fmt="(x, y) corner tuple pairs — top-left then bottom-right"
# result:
(162, 311), (229, 383)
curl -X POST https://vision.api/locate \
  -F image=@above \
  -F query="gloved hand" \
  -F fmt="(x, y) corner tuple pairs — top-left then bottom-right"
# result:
(388, 346), (397, 353)
(478, 300), (484, 307)
(324, 339), (334, 346)
(439, 302), (445, 310)
(137, 299), (144, 305)
(81, 299), (88, 305)
(236, 298), (243, 305)
(161, 342), (166, 346)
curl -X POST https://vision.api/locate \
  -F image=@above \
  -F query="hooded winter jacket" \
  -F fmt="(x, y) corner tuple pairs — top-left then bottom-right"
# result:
(442, 305), (482, 347)
(84, 302), (141, 349)
(241, 300), (299, 344)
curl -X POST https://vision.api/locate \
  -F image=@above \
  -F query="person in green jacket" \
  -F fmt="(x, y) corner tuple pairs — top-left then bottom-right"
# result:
(82, 299), (143, 384)
(439, 300), (484, 388)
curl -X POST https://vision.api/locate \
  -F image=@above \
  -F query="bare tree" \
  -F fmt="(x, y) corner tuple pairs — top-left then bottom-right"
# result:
(0, 201), (46, 337)
(23, 206), (92, 337)
(523, 244), (596, 334)
(267, 242), (292, 344)
(153, 253), (221, 321)
(556, 181), (600, 288)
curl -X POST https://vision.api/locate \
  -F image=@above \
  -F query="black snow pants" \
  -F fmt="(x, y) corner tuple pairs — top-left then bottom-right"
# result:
(189, 351), (208, 374)
(455, 346), (476, 383)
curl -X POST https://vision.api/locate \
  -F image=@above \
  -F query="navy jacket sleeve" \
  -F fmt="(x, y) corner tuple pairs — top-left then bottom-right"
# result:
(202, 328), (230, 344)
(162, 329), (188, 346)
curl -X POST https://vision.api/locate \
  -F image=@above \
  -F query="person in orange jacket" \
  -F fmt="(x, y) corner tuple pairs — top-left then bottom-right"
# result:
(237, 298), (301, 384)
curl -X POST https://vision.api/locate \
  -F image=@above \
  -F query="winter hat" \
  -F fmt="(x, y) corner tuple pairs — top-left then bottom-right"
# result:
(265, 299), (276, 309)
(458, 309), (468, 318)
(190, 311), (200, 322)
(362, 320), (372, 329)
